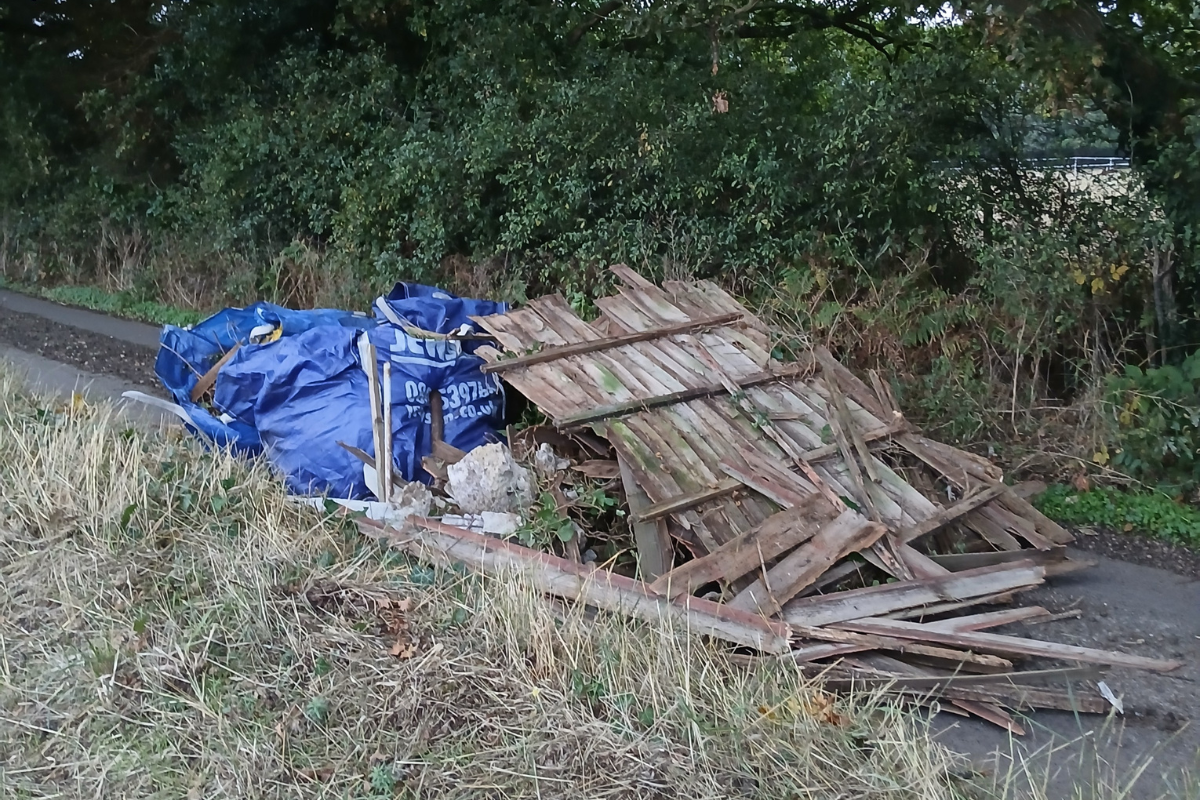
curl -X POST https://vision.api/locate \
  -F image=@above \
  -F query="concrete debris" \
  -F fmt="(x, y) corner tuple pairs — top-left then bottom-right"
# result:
(446, 442), (533, 514)
(533, 442), (570, 477)
(389, 481), (434, 528)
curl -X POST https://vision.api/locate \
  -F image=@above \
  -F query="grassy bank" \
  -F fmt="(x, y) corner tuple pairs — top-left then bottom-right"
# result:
(0, 366), (992, 799)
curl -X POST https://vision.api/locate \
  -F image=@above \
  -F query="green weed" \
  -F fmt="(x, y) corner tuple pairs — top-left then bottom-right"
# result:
(0, 278), (203, 327)
(1033, 485), (1200, 547)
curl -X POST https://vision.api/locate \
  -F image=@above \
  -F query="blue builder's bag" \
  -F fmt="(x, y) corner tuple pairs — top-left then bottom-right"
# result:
(153, 286), (507, 498)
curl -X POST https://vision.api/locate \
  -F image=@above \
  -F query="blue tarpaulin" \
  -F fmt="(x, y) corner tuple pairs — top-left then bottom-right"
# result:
(154, 285), (507, 498)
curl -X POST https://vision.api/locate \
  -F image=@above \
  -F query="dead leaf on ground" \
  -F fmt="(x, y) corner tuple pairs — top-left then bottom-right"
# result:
(391, 637), (419, 659)
(801, 691), (851, 727)
(1071, 472), (1091, 492)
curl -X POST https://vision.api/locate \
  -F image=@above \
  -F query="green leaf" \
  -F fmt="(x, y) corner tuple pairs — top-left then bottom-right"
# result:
(119, 503), (138, 532)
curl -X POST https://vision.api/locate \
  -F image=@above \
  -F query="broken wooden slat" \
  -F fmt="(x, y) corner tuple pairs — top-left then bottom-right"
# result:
(628, 418), (901, 525)
(790, 626), (1014, 670)
(922, 606), (1052, 632)
(480, 312), (744, 373)
(649, 496), (837, 599)
(825, 366), (881, 484)
(998, 491), (1075, 545)
(719, 460), (813, 509)
(618, 454), (674, 581)
(836, 618), (1184, 672)
(896, 483), (1008, 544)
(190, 342), (242, 403)
(893, 544), (952, 579)
(381, 362), (394, 502)
(838, 653), (1026, 732)
(885, 591), (1018, 621)
(814, 345), (890, 421)
(928, 547), (1093, 577)
(430, 439), (467, 465)
(968, 507), (1025, 551)
(556, 363), (812, 428)
(729, 512), (887, 617)
(782, 562), (1045, 627)
(838, 659), (1100, 690)
(359, 338), (387, 499)
(825, 676), (1108, 714)
(359, 515), (793, 653)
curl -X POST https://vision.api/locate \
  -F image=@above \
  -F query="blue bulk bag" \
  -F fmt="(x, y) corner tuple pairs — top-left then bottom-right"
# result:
(213, 325), (375, 497)
(374, 282), (507, 355)
(366, 323), (506, 484)
(154, 302), (374, 455)
(153, 288), (508, 499)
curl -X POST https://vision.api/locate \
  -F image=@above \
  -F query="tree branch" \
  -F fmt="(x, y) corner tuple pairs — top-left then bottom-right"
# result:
(568, 0), (625, 44)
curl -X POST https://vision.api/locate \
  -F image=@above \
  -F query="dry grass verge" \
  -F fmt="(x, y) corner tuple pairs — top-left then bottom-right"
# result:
(0, 366), (1046, 799)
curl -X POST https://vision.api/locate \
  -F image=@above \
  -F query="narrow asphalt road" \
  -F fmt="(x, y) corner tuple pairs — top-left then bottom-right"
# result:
(1, 286), (1197, 798)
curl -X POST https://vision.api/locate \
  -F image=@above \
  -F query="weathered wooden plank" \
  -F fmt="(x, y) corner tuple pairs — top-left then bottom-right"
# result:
(837, 654), (1025, 732)
(922, 606), (1052, 632)
(897, 483), (1008, 544)
(730, 512), (886, 616)
(618, 454), (674, 581)
(360, 515), (792, 653)
(988, 501), (1055, 550)
(648, 496), (836, 599)
(790, 626), (1014, 670)
(928, 547), (1092, 577)
(481, 312), (744, 373)
(885, 591), (1018, 620)
(782, 562), (1045, 626)
(605, 419), (693, 506)
(893, 544), (952, 579)
(662, 277), (771, 333)
(624, 414), (739, 546)
(998, 491), (1075, 545)
(836, 618), (1184, 672)
(615, 284), (693, 326)
(827, 678), (1107, 714)
(968, 507), (1025, 551)
(814, 345), (890, 420)
(556, 364), (810, 428)
(526, 295), (602, 339)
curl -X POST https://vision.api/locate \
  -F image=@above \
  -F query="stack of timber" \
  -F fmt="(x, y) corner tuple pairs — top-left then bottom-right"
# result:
(358, 265), (1182, 733)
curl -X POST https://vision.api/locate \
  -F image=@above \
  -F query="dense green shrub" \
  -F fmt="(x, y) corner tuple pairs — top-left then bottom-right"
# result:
(1107, 350), (1200, 495)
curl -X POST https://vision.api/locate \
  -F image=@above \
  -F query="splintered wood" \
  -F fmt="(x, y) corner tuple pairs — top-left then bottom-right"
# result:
(370, 265), (1181, 734)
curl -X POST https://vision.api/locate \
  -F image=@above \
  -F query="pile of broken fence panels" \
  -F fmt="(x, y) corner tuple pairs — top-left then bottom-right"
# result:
(357, 265), (1182, 734)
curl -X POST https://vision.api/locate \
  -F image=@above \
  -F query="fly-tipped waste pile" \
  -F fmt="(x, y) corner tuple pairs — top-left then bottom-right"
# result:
(359, 265), (1180, 735)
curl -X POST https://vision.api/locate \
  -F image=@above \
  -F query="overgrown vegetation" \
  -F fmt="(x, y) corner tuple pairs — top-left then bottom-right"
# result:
(2, 0), (1199, 483)
(1105, 350), (1200, 497)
